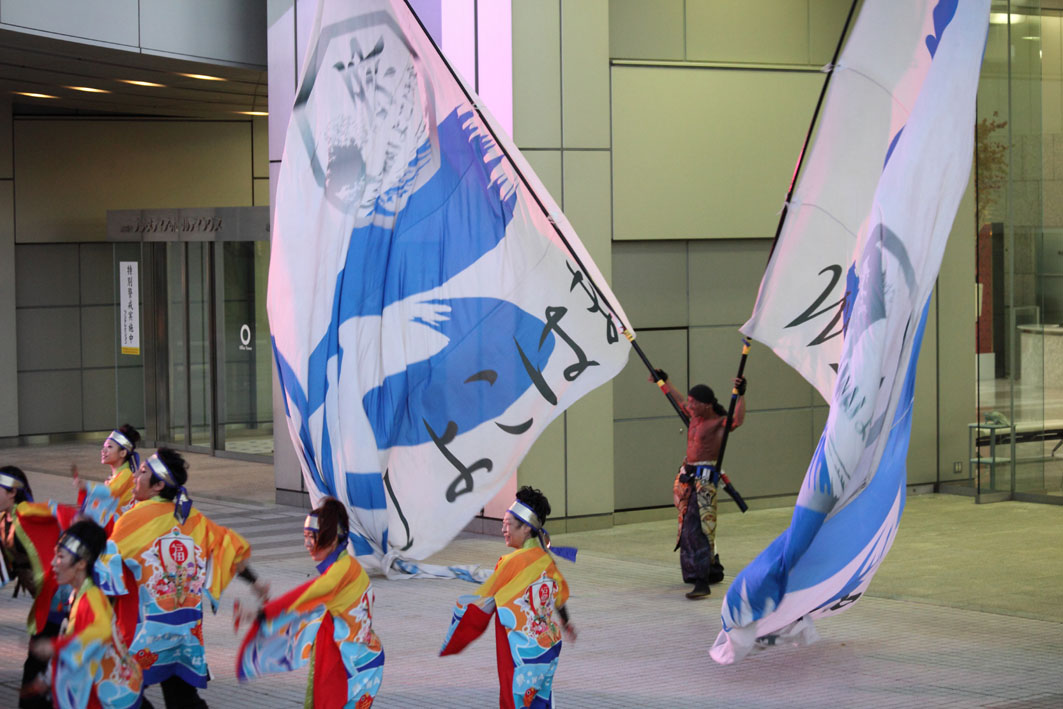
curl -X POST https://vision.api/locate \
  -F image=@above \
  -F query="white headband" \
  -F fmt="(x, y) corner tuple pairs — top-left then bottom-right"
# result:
(147, 454), (177, 488)
(108, 430), (134, 452)
(507, 500), (541, 530)
(0, 472), (25, 491)
(58, 532), (90, 561)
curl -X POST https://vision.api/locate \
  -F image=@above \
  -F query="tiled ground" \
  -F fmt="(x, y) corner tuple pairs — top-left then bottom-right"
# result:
(1, 465), (1061, 707)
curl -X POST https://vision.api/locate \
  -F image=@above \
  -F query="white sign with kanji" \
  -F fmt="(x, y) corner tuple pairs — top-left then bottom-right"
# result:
(119, 261), (140, 355)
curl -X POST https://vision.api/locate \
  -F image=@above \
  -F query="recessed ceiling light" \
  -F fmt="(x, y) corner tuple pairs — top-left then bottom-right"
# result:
(119, 79), (166, 88)
(68, 86), (111, 93)
(236, 111), (268, 116)
(12, 91), (58, 99)
(177, 72), (227, 82)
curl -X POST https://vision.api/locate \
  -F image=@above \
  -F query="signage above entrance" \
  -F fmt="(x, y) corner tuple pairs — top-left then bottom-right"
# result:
(106, 206), (270, 242)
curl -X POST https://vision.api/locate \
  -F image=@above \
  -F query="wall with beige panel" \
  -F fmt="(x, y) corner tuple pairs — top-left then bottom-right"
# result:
(511, 0), (616, 524)
(611, 66), (823, 240)
(14, 120), (256, 243)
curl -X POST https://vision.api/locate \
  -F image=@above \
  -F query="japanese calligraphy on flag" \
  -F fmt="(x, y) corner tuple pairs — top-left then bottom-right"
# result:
(268, 0), (631, 577)
(712, 0), (988, 664)
(742, 0), (969, 402)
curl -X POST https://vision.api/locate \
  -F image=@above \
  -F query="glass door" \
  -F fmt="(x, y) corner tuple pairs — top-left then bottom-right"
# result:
(159, 241), (214, 451)
(214, 240), (273, 456)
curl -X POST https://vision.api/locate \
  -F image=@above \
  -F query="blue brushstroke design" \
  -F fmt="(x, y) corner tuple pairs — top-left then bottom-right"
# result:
(363, 297), (555, 448)
(720, 299), (929, 630)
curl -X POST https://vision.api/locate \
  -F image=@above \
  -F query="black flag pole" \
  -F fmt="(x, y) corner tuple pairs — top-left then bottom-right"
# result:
(709, 0), (861, 500)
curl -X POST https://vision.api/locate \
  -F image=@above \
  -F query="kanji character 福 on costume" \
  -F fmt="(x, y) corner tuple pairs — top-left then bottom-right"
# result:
(24, 520), (142, 709)
(111, 448), (267, 709)
(236, 497), (384, 708)
(440, 486), (576, 709)
(73, 425), (143, 533)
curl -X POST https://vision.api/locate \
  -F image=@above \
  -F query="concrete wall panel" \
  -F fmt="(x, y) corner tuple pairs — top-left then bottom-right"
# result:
(14, 120), (254, 243)
(140, 0), (266, 66)
(19, 370), (82, 435)
(15, 245), (79, 307)
(513, 0), (561, 148)
(612, 65), (822, 240)
(0, 180), (15, 435)
(608, 0), (684, 61)
(611, 241), (689, 330)
(687, 239), (768, 326)
(614, 417), (687, 510)
(16, 307), (81, 372)
(1, 0), (138, 47)
(686, 0), (809, 65)
(562, 0), (610, 148)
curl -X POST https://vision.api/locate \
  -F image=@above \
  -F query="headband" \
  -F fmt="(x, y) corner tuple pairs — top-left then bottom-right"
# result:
(507, 499), (577, 563)
(0, 472), (25, 491)
(58, 531), (91, 561)
(107, 430), (134, 452)
(507, 500), (541, 530)
(146, 453), (192, 524)
(304, 512), (348, 537)
(56, 533), (128, 597)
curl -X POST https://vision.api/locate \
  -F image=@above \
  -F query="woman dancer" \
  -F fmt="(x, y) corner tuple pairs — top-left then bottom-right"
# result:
(26, 519), (142, 708)
(73, 425), (142, 529)
(440, 486), (576, 709)
(237, 497), (385, 708)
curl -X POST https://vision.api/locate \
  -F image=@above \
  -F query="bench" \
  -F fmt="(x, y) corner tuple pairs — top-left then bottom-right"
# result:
(973, 420), (1063, 455)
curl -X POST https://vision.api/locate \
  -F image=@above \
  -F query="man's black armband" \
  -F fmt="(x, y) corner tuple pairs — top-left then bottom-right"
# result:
(238, 566), (259, 584)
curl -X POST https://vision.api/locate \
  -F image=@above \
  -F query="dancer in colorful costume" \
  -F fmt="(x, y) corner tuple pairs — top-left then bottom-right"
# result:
(653, 370), (746, 599)
(25, 520), (142, 709)
(111, 448), (266, 708)
(440, 486), (576, 709)
(2, 465), (79, 709)
(74, 425), (142, 532)
(237, 497), (385, 708)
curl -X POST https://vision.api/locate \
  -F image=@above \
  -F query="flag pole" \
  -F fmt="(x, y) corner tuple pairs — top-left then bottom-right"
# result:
(709, 0), (861, 496)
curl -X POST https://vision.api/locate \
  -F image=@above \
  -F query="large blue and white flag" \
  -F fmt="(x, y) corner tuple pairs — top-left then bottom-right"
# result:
(742, 0), (974, 401)
(712, 0), (989, 664)
(268, 0), (631, 577)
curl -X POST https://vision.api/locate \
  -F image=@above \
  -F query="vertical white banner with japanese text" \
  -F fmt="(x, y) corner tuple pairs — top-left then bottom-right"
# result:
(119, 261), (140, 356)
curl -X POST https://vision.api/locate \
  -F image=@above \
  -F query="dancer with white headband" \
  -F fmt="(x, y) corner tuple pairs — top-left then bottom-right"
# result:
(72, 424), (142, 531)
(24, 519), (142, 708)
(2, 465), (83, 709)
(237, 497), (385, 707)
(441, 486), (576, 709)
(110, 447), (268, 708)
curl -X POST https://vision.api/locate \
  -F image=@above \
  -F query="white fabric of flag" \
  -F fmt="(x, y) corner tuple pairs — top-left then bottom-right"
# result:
(742, 0), (962, 402)
(268, 0), (631, 577)
(712, 0), (989, 664)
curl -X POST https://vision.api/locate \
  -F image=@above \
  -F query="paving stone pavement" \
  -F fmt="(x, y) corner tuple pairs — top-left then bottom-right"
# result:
(1, 470), (1061, 707)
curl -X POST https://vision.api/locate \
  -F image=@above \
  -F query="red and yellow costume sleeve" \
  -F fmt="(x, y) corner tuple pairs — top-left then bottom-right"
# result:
(77, 462), (136, 532)
(51, 581), (142, 709)
(13, 501), (78, 595)
(440, 546), (569, 657)
(237, 553), (384, 709)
